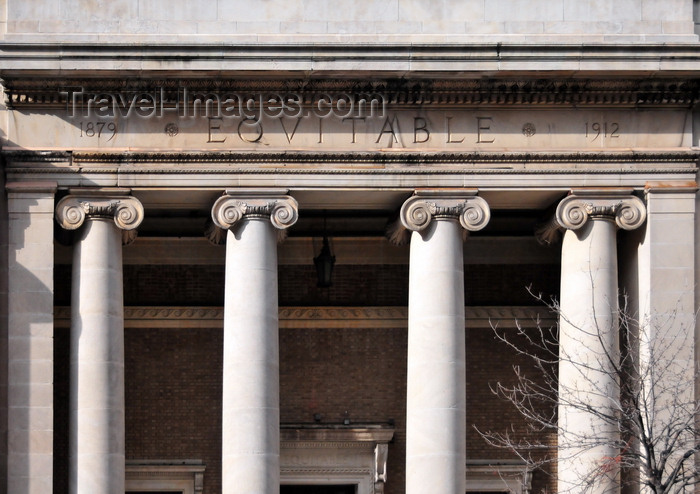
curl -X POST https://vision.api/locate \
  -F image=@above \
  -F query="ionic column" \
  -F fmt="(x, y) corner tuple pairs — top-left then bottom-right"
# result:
(211, 189), (298, 494)
(555, 190), (646, 494)
(400, 190), (490, 494)
(55, 190), (144, 494)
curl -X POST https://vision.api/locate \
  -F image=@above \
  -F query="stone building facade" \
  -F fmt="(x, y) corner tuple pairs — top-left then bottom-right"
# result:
(0, 1), (699, 493)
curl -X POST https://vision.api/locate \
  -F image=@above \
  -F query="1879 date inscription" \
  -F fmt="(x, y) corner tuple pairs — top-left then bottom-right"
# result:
(79, 121), (117, 140)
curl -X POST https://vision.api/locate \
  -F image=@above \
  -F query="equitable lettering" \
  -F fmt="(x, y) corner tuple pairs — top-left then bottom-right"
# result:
(208, 117), (226, 143)
(413, 117), (430, 144)
(445, 116), (464, 143)
(476, 117), (494, 144)
(376, 116), (402, 146)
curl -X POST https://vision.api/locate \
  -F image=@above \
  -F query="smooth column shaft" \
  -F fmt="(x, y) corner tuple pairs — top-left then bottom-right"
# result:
(406, 218), (466, 494)
(559, 219), (620, 494)
(222, 218), (280, 494)
(70, 219), (125, 494)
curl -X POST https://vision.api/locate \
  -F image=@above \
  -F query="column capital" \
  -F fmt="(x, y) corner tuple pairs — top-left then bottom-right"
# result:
(211, 189), (299, 231)
(399, 189), (490, 233)
(55, 189), (144, 231)
(556, 190), (646, 231)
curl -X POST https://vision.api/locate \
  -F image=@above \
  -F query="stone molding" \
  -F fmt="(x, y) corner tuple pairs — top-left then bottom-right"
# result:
(6, 150), (700, 166)
(556, 189), (647, 231)
(466, 462), (532, 494)
(54, 306), (555, 329)
(280, 426), (395, 445)
(280, 426), (393, 494)
(55, 190), (144, 231)
(5, 152), (698, 184)
(5, 77), (700, 109)
(400, 189), (490, 232)
(126, 461), (205, 494)
(210, 189), (298, 231)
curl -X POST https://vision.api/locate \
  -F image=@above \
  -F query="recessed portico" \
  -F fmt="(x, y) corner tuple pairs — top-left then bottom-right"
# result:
(2, 66), (698, 494)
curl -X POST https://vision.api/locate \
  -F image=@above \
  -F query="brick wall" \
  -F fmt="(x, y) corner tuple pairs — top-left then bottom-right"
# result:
(54, 326), (556, 494)
(280, 327), (407, 494)
(53, 263), (559, 307)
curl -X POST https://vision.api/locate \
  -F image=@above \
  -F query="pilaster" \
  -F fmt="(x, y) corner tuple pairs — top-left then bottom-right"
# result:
(6, 181), (57, 494)
(636, 183), (697, 490)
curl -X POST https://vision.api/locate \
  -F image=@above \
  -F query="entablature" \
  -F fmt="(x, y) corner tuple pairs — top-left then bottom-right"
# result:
(4, 151), (697, 210)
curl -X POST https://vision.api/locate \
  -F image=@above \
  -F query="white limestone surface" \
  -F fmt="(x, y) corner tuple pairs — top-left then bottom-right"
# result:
(3, 109), (691, 153)
(2, 0), (695, 40)
(70, 218), (125, 494)
(405, 218), (466, 494)
(7, 186), (56, 494)
(221, 218), (280, 494)
(558, 219), (620, 494)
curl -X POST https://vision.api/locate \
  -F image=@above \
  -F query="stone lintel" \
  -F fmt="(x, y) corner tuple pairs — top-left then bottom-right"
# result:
(66, 187), (132, 196)
(280, 425), (395, 444)
(644, 180), (699, 193)
(5, 181), (57, 194)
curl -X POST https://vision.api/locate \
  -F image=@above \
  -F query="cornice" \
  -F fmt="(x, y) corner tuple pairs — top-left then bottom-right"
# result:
(3, 77), (700, 109)
(53, 306), (555, 329)
(0, 42), (699, 80)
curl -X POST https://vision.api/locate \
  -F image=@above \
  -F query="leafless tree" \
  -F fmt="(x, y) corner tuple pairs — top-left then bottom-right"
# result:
(477, 292), (699, 494)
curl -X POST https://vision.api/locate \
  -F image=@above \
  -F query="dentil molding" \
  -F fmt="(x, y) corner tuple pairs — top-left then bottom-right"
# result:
(5, 77), (700, 110)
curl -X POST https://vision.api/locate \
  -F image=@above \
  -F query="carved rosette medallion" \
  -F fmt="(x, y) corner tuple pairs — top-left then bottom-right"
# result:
(55, 194), (144, 231)
(211, 190), (299, 231)
(556, 193), (646, 231)
(400, 191), (490, 233)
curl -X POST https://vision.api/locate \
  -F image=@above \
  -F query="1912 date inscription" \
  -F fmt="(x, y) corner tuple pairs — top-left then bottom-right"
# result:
(584, 122), (620, 141)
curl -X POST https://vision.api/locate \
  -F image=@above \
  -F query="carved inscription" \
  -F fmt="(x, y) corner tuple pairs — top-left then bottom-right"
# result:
(584, 122), (620, 142)
(11, 107), (677, 152)
(79, 121), (117, 140)
(200, 114), (621, 147)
